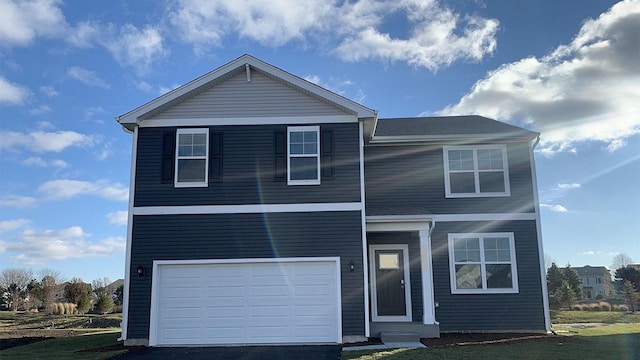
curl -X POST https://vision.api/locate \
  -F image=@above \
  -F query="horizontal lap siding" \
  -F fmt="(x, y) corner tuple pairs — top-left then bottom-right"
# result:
(364, 143), (535, 214)
(431, 221), (545, 331)
(127, 211), (365, 340)
(152, 71), (346, 119)
(367, 232), (423, 322)
(135, 123), (360, 206)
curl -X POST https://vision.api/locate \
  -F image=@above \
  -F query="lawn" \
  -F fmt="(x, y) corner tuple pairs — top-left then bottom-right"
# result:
(342, 323), (640, 360)
(550, 310), (640, 324)
(0, 330), (126, 360)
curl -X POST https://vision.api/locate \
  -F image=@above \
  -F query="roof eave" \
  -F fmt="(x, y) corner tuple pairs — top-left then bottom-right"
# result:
(369, 132), (540, 144)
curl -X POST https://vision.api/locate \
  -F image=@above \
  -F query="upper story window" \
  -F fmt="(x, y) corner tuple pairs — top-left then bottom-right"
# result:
(448, 232), (518, 294)
(596, 277), (602, 284)
(287, 126), (320, 185)
(175, 128), (209, 187)
(443, 145), (510, 198)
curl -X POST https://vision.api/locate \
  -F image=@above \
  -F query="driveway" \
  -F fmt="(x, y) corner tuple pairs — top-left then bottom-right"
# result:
(110, 345), (341, 360)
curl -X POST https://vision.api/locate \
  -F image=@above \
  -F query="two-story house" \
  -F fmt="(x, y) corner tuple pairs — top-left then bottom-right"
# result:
(571, 266), (612, 299)
(116, 55), (550, 347)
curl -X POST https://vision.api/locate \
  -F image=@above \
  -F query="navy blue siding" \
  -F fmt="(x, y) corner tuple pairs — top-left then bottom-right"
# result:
(431, 220), (546, 331)
(135, 123), (361, 207)
(127, 211), (365, 340)
(367, 232), (423, 322)
(364, 142), (535, 214)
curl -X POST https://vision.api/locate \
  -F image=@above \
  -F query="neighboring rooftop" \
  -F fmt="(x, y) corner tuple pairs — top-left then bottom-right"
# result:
(571, 265), (611, 277)
(373, 116), (539, 140)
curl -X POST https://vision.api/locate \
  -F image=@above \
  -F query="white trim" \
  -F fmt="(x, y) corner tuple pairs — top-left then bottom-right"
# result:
(359, 121), (371, 337)
(148, 257), (342, 346)
(419, 229), (436, 325)
(287, 126), (321, 185)
(443, 144), (511, 198)
(175, 128), (209, 188)
(447, 232), (519, 294)
(369, 244), (412, 322)
(132, 202), (362, 215)
(529, 138), (551, 331)
(139, 115), (357, 127)
(371, 134), (537, 143)
(366, 221), (431, 232)
(433, 213), (536, 222)
(120, 127), (138, 341)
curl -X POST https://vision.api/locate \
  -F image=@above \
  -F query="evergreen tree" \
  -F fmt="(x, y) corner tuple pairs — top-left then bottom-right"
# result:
(95, 293), (114, 314)
(556, 279), (577, 308)
(64, 278), (92, 314)
(621, 280), (640, 312)
(547, 263), (564, 295)
(563, 265), (583, 300)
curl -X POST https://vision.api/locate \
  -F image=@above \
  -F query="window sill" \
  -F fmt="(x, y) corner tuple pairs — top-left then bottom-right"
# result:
(445, 192), (511, 198)
(451, 288), (519, 294)
(174, 182), (209, 188)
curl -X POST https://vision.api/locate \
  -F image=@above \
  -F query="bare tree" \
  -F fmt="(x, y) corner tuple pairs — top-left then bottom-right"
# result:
(544, 253), (555, 270)
(612, 253), (633, 270)
(0, 268), (34, 311)
(32, 269), (65, 312)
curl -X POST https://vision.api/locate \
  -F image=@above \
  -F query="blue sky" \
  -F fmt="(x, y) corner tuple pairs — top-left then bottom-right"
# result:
(0, 0), (638, 283)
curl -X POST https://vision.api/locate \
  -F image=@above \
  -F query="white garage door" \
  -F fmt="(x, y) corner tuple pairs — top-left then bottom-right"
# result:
(149, 258), (341, 346)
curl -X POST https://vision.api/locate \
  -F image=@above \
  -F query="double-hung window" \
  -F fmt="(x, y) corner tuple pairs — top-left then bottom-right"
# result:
(287, 126), (320, 185)
(175, 128), (209, 187)
(443, 145), (510, 197)
(448, 233), (518, 294)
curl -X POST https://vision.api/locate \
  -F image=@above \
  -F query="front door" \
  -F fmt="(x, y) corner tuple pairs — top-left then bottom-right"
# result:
(370, 244), (412, 322)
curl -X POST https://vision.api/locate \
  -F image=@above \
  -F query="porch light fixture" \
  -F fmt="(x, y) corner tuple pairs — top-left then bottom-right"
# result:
(349, 261), (355, 273)
(137, 265), (145, 277)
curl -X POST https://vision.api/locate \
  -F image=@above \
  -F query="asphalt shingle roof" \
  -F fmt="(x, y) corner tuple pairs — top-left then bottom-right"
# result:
(374, 115), (539, 139)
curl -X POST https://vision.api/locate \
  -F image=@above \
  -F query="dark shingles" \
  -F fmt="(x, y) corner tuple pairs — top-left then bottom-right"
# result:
(374, 116), (538, 139)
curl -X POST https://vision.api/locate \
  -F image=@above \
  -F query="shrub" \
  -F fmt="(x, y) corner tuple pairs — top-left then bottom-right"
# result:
(613, 304), (630, 312)
(599, 302), (612, 311)
(95, 293), (114, 314)
(56, 302), (65, 315)
(572, 304), (585, 311)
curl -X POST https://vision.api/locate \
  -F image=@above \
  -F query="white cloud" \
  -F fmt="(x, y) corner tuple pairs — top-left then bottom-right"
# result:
(39, 85), (58, 97)
(38, 179), (129, 202)
(0, 195), (36, 208)
(438, 0), (640, 156)
(0, 226), (125, 265)
(556, 183), (581, 190)
(22, 156), (69, 168)
(29, 104), (51, 115)
(67, 66), (110, 89)
(107, 211), (128, 226)
(0, 0), (66, 47)
(0, 130), (95, 153)
(135, 80), (153, 93)
(103, 24), (167, 74)
(540, 203), (568, 213)
(158, 83), (181, 95)
(0, 219), (30, 233)
(167, 0), (498, 70)
(0, 75), (30, 105)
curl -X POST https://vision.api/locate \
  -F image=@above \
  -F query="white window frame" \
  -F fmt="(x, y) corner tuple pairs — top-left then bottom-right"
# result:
(448, 232), (519, 294)
(175, 128), (209, 188)
(443, 145), (510, 198)
(287, 126), (320, 185)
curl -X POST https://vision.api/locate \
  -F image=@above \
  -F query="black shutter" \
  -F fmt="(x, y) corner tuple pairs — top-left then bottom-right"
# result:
(209, 132), (223, 182)
(274, 131), (286, 181)
(321, 130), (333, 178)
(161, 131), (175, 183)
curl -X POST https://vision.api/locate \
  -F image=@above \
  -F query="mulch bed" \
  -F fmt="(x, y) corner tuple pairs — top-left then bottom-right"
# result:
(421, 332), (573, 347)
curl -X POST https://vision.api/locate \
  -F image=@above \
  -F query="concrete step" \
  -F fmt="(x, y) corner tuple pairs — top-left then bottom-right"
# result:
(380, 331), (421, 343)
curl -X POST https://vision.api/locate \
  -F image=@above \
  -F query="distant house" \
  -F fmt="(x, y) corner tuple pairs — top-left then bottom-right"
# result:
(571, 266), (612, 299)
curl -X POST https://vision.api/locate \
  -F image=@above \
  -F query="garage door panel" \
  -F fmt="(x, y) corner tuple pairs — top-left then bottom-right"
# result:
(153, 259), (340, 345)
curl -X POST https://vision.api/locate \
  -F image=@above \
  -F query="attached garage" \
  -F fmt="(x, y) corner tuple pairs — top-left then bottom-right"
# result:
(149, 258), (342, 346)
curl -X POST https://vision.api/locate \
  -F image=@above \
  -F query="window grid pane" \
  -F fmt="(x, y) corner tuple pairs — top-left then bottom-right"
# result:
(451, 234), (515, 292)
(176, 130), (208, 185)
(446, 147), (508, 196)
(290, 131), (318, 155)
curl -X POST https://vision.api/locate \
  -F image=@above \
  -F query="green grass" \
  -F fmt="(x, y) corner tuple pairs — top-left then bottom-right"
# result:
(550, 310), (640, 324)
(0, 330), (126, 360)
(0, 311), (122, 330)
(342, 323), (640, 360)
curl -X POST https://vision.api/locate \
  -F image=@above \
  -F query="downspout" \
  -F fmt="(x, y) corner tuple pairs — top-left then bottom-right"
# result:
(530, 135), (552, 332)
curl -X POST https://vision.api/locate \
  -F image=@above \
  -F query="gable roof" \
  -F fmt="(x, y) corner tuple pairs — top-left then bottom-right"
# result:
(117, 54), (377, 131)
(571, 266), (611, 277)
(371, 115), (539, 143)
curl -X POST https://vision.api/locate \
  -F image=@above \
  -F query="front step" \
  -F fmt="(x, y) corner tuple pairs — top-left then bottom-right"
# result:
(380, 331), (421, 343)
